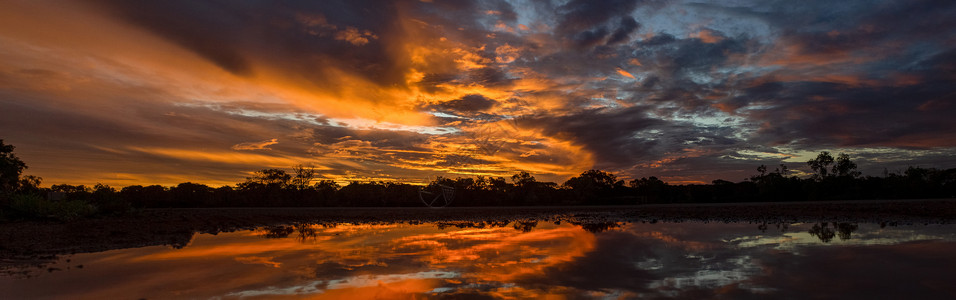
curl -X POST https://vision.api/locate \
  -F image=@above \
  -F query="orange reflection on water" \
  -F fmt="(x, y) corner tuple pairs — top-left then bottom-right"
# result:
(393, 225), (596, 282)
(46, 222), (595, 299)
(3, 222), (956, 299)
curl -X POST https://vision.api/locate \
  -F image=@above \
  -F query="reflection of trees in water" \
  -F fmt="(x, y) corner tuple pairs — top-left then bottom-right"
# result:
(512, 220), (538, 232)
(0, 255), (63, 279)
(260, 224), (332, 242)
(435, 220), (538, 232)
(809, 222), (858, 243)
(431, 218), (619, 233)
(435, 221), (488, 230)
(427, 219), (625, 233)
(2, 230), (193, 279)
(297, 225), (318, 242)
(756, 222), (790, 233)
(572, 221), (621, 233)
(167, 231), (194, 249)
(836, 223), (858, 240)
(263, 225), (295, 238)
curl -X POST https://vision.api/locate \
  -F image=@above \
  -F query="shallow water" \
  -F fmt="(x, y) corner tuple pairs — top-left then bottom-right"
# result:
(3, 221), (956, 299)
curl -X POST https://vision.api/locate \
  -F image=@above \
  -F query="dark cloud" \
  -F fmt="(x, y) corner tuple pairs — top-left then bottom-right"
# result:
(89, 1), (255, 76)
(606, 17), (641, 45)
(554, 0), (643, 49)
(571, 27), (611, 49)
(525, 106), (661, 167)
(467, 67), (513, 87)
(735, 74), (956, 149)
(89, 0), (408, 87)
(556, 0), (641, 34)
(432, 94), (496, 113)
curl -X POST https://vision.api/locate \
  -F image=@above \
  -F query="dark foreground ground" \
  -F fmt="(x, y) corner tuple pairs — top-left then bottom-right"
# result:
(2, 199), (955, 272)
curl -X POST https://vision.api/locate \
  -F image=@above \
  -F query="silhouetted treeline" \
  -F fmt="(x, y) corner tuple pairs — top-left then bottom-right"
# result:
(24, 163), (956, 210)
(2, 139), (956, 221)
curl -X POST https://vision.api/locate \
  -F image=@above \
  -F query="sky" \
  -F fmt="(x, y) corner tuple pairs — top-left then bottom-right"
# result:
(1, 0), (955, 187)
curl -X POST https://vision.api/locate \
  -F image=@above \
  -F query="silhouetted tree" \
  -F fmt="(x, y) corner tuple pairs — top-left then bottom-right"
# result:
(16, 175), (42, 195)
(120, 185), (168, 208)
(291, 164), (316, 189)
(833, 153), (861, 178)
(511, 171), (536, 188)
(564, 169), (624, 204)
(240, 169), (292, 189)
(807, 151), (835, 180)
(169, 182), (214, 207)
(511, 171), (539, 204)
(630, 176), (668, 203)
(311, 180), (340, 206)
(487, 176), (511, 193)
(90, 183), (130, 214)
(0, 139), (27, 194)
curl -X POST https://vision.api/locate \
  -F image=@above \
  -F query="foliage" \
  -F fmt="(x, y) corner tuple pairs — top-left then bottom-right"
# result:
(807, 151), (835, 180)
(1, 139), (28, 193)
(7, 194), (97, 221)
(808, 151), (861, 180)
(563, 169), (625, 204)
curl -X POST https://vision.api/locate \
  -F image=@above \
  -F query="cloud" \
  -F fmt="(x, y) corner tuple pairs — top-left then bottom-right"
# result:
(232, 139), (279, 151)
(607, 17), (641, 45)
(2, 0), (955, 186)
(334, 27), (378, 46)
(430, 94), (497, 114)
(616, 68), (636, 79)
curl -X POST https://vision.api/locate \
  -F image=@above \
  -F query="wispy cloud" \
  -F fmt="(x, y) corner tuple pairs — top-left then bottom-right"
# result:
(232, 139), (279, 151)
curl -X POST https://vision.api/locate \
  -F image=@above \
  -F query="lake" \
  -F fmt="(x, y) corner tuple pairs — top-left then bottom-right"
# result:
(2, 218), (955, 299)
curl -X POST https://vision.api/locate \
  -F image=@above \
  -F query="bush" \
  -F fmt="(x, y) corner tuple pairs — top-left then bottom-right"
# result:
(9, 194), (45, 216)
(49, 199), (98, 221)
(8, 193), (97, 221)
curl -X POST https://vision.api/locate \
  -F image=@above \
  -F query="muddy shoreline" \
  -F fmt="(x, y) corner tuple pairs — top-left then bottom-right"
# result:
(2, 199), (955, 265)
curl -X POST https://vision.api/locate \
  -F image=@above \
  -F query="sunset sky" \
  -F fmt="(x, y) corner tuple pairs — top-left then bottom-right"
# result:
(1, 0), (955, 187)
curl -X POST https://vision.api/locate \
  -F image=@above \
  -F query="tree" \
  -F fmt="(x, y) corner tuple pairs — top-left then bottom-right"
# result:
(832, 153), (861, 178)
(291, 164), (316, 189)
(17, 175), (42, 194)
(630, 176), (668, 203)
(807, 151), (835, 180)
(750, 164), (790, 184)
(563, 170), (624, 203)
(511, 171), (536, 188)
(1, 139), (27, 193)
(170, 182), (214, 207)
(239, 168), (292, 189)
(564, 169), (621, 190)
(808, 151), (860, 180)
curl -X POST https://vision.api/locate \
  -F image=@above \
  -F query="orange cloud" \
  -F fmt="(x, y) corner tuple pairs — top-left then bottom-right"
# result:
(690, 29), (723, 43)
(616, 68), (636, 79)
(231, 138), (279, 151)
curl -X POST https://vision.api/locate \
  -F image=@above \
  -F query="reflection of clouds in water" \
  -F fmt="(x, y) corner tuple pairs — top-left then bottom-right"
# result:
(220, 223), (596, 298)
(6, 222), (956, 299)
(223, 271), (459, 298)
(730, 223), (956, 251)
(234, 256), (281, 268)
(646, 255), (774, 298)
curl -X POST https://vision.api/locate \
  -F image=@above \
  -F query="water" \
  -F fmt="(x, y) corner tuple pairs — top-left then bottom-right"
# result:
(2, 221), (956, 299)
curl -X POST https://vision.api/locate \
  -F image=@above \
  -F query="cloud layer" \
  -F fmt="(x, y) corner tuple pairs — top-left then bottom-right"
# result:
(1, 0), (954, 186)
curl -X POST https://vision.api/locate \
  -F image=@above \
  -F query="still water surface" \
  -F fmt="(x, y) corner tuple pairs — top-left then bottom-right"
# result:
(3, 221), (956, 299)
